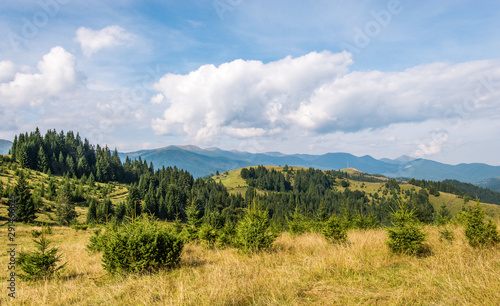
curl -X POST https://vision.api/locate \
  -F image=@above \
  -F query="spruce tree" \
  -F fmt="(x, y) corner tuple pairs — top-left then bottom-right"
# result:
(184, 198), (201, 241)
(86, 197), (98, 224)
(465, 201), (499, 247)
(37, 146), (49, 173)
(386, 198), (426, 255)
(236, 196), (276, 253)
(56, 193), (77, 226)
(14, 171), (36, 223)
(18, 232), (66, 280)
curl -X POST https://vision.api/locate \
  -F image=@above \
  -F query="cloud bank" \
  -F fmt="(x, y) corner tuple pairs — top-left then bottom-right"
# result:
(151, 51), (500, 144)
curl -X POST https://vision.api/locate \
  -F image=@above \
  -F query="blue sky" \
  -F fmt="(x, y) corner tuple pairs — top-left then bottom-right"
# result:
(1, 0), (500, 165)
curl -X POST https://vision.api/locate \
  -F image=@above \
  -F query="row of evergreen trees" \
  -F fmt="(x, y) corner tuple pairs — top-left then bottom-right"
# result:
(85, 166), (246, 227)
(10, 128), (151, 183)
(408, 178), (500, 205)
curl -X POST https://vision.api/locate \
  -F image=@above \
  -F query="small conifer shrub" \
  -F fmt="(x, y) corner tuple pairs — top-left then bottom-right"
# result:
(322, 216), (347, 244)
(198, 222), (218, 248)
(101, 215), (184, 274)
(236, 197), (276, 254)
(18, 233), (66, 280)
(438, 227), (455, 243)
(86, 228), (108, 253)
(465, 202), (499, 247)
(287, 206), (308, 236)
(386, 198), (427, 255)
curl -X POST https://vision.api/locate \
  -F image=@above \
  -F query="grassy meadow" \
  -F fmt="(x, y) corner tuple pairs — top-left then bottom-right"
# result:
(1, 225), (500, 305)
(2, 161), (500, 304)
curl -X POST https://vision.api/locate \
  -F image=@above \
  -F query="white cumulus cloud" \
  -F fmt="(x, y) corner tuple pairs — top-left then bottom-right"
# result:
(75, 25), (133, 57)
(151, 51), (500, 144)
(0, 46), (83, 106)
(152, 51), (353, 142)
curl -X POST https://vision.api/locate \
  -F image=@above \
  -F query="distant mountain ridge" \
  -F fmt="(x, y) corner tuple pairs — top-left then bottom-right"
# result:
(0, 139), (12, 155)
(119, 145), (500, 185)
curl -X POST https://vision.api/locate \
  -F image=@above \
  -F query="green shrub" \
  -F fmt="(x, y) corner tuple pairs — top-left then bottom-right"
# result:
(287, 206), (308, 236)
(322, 216), (347, 244)
(353, 212), (379, 229)
(465, 202), (499, 247)
(17, 233), (66, 280)
(216, 223), (236, 248)
(101, 215), (183, 274)
(86, 228), (108, 253)
(236, 200), (276, 254)
(198, 222), (218, 248)
(438, 227), (455, 243)
(386, 198), (427, 255)
(182, 199), (201, 242)
(435, 204), (452, 226)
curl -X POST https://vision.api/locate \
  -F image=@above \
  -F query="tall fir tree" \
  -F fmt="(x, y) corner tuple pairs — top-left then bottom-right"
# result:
(86, 197), (98, 224)
(37, 146), (49, 173)
(13, 171), (36, 223)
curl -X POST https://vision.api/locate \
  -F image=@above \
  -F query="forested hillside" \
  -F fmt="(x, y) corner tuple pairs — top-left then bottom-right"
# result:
(408, 178), (500, 205)
(4, 129), (500, 231)
(10, 128), (150, 183)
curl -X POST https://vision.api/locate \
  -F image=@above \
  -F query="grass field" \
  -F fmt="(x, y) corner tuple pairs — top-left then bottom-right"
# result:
(2, 162), (500, 304)
(1, 225), (499, 305)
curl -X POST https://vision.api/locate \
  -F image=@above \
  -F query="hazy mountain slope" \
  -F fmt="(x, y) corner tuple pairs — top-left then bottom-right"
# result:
(119, 146), (253, 177)
(476, 178), (500, 193)
(119, 145), (500, 182)
(0, 139), (12, 155)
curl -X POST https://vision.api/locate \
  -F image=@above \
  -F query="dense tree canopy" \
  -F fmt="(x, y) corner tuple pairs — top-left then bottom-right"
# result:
(11, 128), (150, 184)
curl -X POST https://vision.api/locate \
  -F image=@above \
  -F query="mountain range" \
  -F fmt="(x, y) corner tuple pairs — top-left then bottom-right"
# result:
(2, 136), (498, 188)
(0, 139), (12, 155)
(119, 145), (500, 184)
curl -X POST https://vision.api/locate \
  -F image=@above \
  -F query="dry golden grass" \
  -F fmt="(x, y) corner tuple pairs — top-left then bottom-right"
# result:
(1, 225), (500, 305)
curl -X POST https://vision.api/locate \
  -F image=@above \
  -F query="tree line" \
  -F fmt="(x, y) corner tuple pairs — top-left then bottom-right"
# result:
(10, 128), (151, 184)
(408, 178), (500, 205)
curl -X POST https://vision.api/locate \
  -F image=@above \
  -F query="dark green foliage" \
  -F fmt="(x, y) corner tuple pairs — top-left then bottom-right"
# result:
(17, 233), (66, 281)
(96, 198), (114, 223)
(236, 199), (276, 254)
(322, 216), (347, 244)
(216, 223), (236, 248)
(183, 198), (201, 241)
(13, 170), (37, 223)
(198, 222), (218, 248)
(287, 206), (308, 236)
(11, 128), (150, 184)
(464, 202), (499, 247)
(86, 197), (98, 224)
(71, 224), (89, 231)
(101, 216), (184, 274)
(386, 198), (427, 255)
(435, 204), (452, 225)
(86, 228), (108, 253)
(353, 211), (379, 229)
(241, 166), (291, 192)
(115, 201), (127, 222)
(408, 178), (500, 205)
(55, 193), (77, 226)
